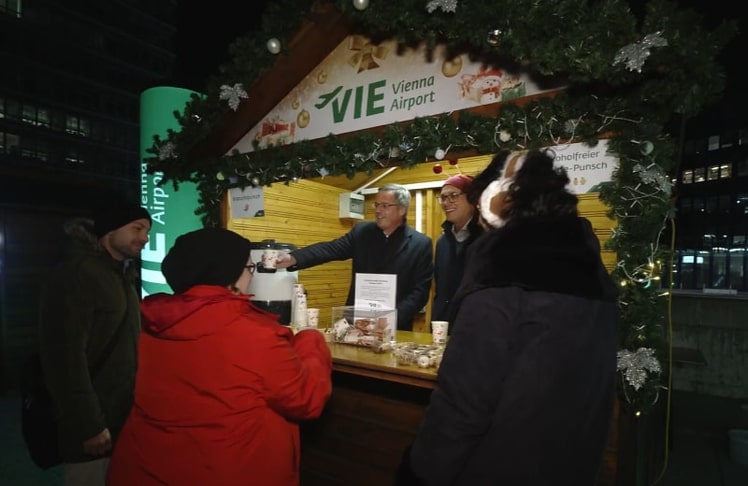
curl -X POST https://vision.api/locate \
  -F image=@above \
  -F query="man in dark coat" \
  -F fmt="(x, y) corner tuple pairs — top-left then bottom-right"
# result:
(39, 202), (151, 486)
(432, 174), (483, 325)
(276, 183), (433, 330)
(397, 149), (619, 485)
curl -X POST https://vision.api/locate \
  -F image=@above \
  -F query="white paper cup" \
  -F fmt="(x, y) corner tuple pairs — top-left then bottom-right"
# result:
(431, 321), (449, 344)
(307, 308), (320, 328)
(262, 249), (280, 269)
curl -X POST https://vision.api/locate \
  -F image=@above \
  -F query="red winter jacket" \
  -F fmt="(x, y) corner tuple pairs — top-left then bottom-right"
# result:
(107, 285), (332, 486)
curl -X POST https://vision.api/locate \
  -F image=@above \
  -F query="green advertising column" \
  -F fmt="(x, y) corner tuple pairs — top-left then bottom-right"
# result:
(140, 86), (204, 296)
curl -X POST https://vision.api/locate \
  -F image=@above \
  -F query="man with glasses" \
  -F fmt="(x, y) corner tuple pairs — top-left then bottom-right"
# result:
(432, 174), (483, 325)
(275, 183), (433, 331)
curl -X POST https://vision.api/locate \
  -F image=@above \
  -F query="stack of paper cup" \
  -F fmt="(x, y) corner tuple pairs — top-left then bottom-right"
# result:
(294, 293), (307, 328)
(291, 284), (305, 326)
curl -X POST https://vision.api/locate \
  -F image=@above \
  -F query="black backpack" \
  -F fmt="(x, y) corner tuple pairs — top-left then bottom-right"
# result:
(20, 354), (61, 469)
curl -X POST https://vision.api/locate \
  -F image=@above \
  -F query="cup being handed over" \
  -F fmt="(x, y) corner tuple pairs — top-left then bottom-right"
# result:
(274, 252), (297, 269)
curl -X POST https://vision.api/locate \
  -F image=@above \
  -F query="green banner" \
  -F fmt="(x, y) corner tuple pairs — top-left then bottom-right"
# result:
(139, 86), (204, 296)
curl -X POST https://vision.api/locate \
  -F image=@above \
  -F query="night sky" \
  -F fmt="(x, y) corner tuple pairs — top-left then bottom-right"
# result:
(172, 0), (270, 92)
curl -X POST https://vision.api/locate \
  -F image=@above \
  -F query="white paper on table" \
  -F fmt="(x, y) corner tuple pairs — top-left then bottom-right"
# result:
(354, 273), (396, 310)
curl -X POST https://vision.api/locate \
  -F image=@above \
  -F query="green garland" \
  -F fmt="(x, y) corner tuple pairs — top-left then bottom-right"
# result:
(145, 0), (736, 414)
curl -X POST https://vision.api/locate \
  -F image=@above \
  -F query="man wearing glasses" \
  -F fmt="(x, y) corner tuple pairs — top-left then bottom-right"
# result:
(432, 174), (483, 325)
(275, 183), (433, 331)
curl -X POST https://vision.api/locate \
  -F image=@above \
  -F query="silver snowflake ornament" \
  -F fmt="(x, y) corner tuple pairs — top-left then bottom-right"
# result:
(613, 31), (668, 73)
(219, 83), (249, 111)
(634, 163), (672, 195)
(426, 0), (458, 14)
(158, 142), (176, 160)
(617, 347), (662, 391)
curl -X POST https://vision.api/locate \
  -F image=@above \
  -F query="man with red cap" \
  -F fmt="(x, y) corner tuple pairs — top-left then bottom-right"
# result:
(432, 173), (483, 325)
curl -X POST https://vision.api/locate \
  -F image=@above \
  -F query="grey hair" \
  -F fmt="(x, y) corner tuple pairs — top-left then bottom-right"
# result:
(379, 183), (411, 211)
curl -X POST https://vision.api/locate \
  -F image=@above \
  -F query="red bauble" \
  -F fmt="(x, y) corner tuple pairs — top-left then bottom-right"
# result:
(448, 159), (458, 165)
(433, 164), (443, 174)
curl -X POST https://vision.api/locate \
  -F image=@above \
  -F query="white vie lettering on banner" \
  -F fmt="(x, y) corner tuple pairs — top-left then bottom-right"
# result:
(229, 35), (560, 155)
(550, 140), (618, 193)
(229, 186), (265, 218)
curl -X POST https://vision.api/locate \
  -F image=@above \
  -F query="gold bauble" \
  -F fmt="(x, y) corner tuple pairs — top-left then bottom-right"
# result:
(441, 56), (463, 77)
(297, 109), (310, 128)
(317, 70), (327, 84)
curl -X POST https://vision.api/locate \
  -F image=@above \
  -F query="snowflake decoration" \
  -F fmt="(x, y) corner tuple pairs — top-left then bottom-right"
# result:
(617, 347), (662, 391)
(426, 0), (458, 14)
(633, 163), (672, 194)
(613, 31), (668, 73)
(219, 83), (249, 111)
(158, 142), (176, 160)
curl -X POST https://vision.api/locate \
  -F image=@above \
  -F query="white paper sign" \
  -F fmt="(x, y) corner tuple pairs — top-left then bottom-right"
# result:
(354, 273), (397, 310)
(551, 140), (618, 193)
(229, 186), (265, 218)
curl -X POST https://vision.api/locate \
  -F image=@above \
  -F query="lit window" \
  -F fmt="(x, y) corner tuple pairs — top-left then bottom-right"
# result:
(694, 167), (706, 183)
(682, 170), (693, 184)
(720, 164), (731, 179)
(707, 135), (720, 151)
(707, 165), (720, 181)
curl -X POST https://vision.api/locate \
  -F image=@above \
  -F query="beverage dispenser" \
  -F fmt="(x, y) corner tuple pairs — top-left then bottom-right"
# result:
(247, 239), (298, 324)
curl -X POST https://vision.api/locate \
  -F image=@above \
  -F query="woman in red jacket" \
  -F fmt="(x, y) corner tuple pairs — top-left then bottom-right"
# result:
(107, 228), (332, 486)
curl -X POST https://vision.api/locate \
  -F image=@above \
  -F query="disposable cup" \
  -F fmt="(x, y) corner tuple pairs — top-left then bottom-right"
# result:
(307, 308), (320, 328)
(262, 249), (280, 269)
(431, 321), (449, 344)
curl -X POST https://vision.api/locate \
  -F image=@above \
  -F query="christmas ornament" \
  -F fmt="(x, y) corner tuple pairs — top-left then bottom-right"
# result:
(617, 348), (661, 391)
(216, 171), (225, 181)
(498, 130), (512, 142)
(426, 0), (458, 14)
(266, 38), (282, 55)
(317, 70), (327, 84)
(352, 0), (369, 11)
(297, 109), (310, 128)
(434, 148), (446, 160)
(219, 83), (248, 111)
(441, 56), (462, 77)
(638, 140), (654, 155)
(633, 163), (672, 194)
(291, 98), (300, 110)
(613, 31), (668, 73)
(251, 176), (260, 186)
(486, 29), (502, 46)
(448, 159), (458, 165)
(433, 163), (443, 174)
(190, 114), (202, 123)
(158, 142), (176, 160)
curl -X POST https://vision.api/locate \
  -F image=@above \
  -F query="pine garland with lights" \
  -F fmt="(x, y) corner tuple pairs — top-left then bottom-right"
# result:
(145, 0), (737, 415)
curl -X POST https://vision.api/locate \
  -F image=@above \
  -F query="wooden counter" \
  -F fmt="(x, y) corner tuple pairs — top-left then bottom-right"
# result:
(326, 331), (438, 389)
(300, 331), (619, 485)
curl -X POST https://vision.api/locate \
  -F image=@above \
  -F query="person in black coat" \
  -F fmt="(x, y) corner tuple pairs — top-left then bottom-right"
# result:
(432, 174), (483, 325)
(276, 183), (433, 330)
(396, 149), (619, 485)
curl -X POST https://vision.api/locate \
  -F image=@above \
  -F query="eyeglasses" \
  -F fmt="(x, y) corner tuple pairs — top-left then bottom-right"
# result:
(245, 263), (256, 274)
(372, 202), (400, 210)
(437, 192), (464, 204)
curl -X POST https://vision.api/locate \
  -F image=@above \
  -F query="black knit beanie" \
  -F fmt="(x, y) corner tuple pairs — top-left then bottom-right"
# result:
(161, 228), (252, 293)
(94, 203), (152, 238)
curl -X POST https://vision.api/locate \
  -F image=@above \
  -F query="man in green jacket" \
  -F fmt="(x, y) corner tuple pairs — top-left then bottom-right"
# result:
(39, 202), (151, 486)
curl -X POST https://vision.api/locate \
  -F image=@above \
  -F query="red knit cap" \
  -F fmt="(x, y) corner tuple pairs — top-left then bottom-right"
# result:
(443, 174), (473, 193)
